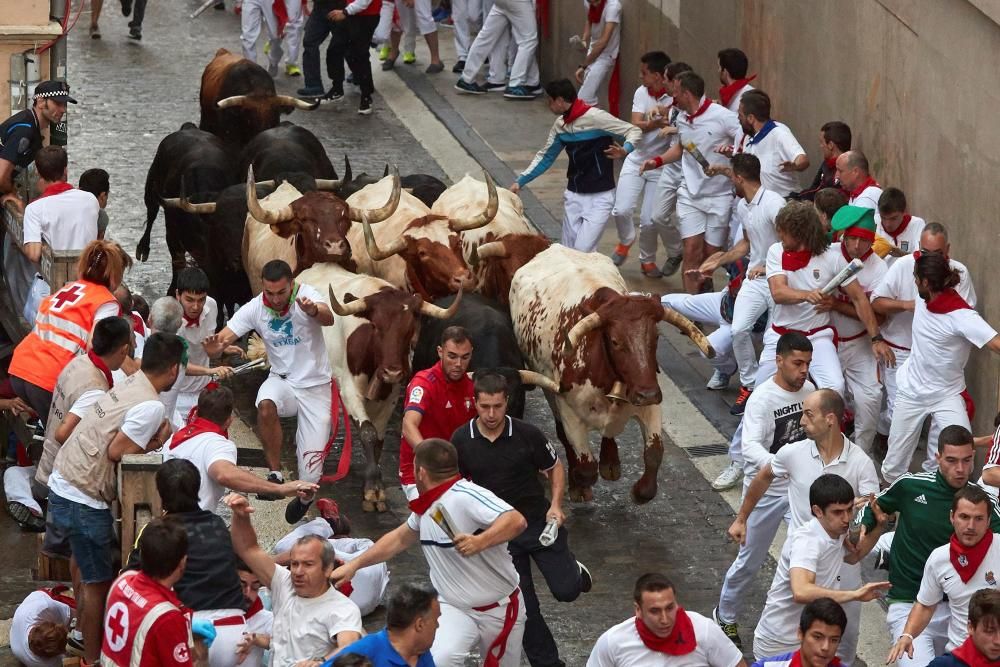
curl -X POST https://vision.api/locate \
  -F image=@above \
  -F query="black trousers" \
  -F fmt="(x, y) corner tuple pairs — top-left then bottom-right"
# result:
(10, 375), (51, 426)
(302, 5), (338, 91)
(328, 14), (379, 97)
(508, 517), (582, 667)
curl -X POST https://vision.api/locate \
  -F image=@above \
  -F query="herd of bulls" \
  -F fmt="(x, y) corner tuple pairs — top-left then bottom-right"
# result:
(138, 48), (715, 510)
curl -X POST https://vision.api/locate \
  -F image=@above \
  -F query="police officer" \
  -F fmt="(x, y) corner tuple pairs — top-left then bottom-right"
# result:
(452, 371), (592, 667)
(0, 81), (76, 209)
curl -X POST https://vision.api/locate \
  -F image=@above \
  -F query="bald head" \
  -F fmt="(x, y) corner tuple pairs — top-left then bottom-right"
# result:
(835, 150), (871, 191)
(920, 223), (950, 256)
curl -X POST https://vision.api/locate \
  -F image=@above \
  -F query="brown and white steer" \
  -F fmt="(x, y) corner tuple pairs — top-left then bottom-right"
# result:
(475, 232), (552, 305)
(346, 173), (499, 300)
(509, 245), (714, 503)
(242, 167), (400, 294)
(297, 262), (461, 512)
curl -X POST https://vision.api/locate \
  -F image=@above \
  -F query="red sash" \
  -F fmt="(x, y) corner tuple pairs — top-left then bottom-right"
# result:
(587, 0), (605, 23)
(950, 531), (993, 583)
(926, 289), (972, 314)
(43, 585), (77, 609)
(718, 75), (756, 108)
(169, 417), (228, 450)
(408, 475), (461, 515)
(39, 182), (74, 199)
(476, 588), (521, 667)
(772, 323), (839, 347)
(634, 607), (697, 655)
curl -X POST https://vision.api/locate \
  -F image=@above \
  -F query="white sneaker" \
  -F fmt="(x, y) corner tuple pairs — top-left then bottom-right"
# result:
(712, 461), (743, 491)
(705, 369), (732, 391)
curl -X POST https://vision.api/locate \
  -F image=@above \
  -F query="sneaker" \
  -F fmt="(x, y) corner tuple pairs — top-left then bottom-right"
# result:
(66, 631), (85, 656)
(454, 79), (487, 95)
(503, 85), (538, 100)
(730, 385), (752, 416)
(661, 255), (683, 277)
(431, 5), (450, 21)
(705, 369), (732, 391)
(317, 498), (352, 535)
(7, 501), (45, 531)
(285, 63), (302, 77)
(284, 496), (313, 524)
(382, 58), (396, 71)
(577, 561), (593, 593)
(257, 471), (284, 501)
(127, 26), (142, 40)
(120, 0), (132, 16)
(712, 607), (742, 648)
(297, 85), (325, 98)
(711, 461), (744, 491)
(610, 243), (632, 266)
(402, 51), (416, 64)
(874, 545), (891, 571)
(89, 24), (101, 39)
(640, 262), (663, 278)
(378, 45), (391, 61)
(425, 63), (444, 74)
(485, 81), (507, 92)
(324, 88), (345, 102)
(358, 96), (373, 115)
(451, 60), (466, 74)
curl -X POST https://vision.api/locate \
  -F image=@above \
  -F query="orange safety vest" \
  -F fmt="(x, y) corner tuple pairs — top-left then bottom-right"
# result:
(9, 280), (118, 392)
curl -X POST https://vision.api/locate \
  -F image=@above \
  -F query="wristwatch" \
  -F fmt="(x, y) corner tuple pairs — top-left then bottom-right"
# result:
(871, 333), (885, 343)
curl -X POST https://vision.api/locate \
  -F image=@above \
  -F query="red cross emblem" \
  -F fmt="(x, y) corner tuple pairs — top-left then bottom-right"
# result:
(106, 601), (129, 652)
(50, 283), (85, 312)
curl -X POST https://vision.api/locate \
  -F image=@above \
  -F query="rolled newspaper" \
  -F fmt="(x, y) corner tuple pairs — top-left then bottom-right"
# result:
(684, 142), (712, 171)
(820, 258), (864, 295)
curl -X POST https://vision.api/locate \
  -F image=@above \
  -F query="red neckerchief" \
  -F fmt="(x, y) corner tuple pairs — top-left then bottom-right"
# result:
(587, 0), (606, 23)
(952, 636), (1000, 667)
(840, 241), (873, 264)
(169, 417), (229, 450)
(913, 250), (950, 262)
(646, 86), (668, 100)
(634, 608), (697, 656)
(927, 289), (972, 314)
(408, 475), (461, 515)
(333, 560), (355, 597)
(787, 650), (842, 667)
(130, 312), (146, 337)
(781, 249), (813, 271)
(824, 156), (837, 169)
(87, 350), (114, 388)
(686, 97), (712, 124)
(183, 312), (200, 328)
(885, 214), (912, 242)
(245, 595), (264, 619)
(718, 75), (756, 108)
(39, 182), (74, 199)
(950, 531), (994, 583)
(563, 99), (592, 125)
(849, 176), (879, 200)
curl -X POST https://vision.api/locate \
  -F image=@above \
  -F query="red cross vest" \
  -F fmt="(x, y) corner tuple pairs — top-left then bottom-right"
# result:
(100, 570), (193, 667)
(9, 279), (118, 392)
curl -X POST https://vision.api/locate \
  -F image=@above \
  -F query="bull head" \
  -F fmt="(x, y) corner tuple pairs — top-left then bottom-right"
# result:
(447, 171), (500, 232)
(348, 166), (402, 224)
(217, 94), (320, 111)
(327, 284), (464, 320)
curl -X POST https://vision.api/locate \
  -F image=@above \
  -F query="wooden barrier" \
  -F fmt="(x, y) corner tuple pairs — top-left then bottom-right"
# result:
(117, 453), (162, 564)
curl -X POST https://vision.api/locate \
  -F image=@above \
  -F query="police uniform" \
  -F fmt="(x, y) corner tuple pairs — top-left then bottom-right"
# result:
(0, 108), (42, 178)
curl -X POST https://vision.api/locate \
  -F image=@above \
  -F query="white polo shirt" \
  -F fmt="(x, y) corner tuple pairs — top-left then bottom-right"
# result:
(22, 188), (99, 251)
(674, 98), (741, 199)
(917, 535), (1000, 650)
(740, 377), (815, 495)
(740, 187), (785, 269)
(848, 183), (883, 211)
(162, 431), (238, 513)
(755, 518), (849, 647)
(406, 479), (520, 609)
(897, 297), (997, 400)
(587, 611), (743, 667)
(770, 436), (880, 532)
(585, 0), (622, 60)
(870, 254), (976, 350)
(877, 215), (925, 266)
(830, 246), (886, 340)
(174, 296), (218, 395)
(628, 86), (673, 164)
(765, 243), (856, 332)
(743, 122), (806, 197)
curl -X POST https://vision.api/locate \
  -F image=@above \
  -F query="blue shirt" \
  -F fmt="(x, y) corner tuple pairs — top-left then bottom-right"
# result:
(323, 629), (436, 667)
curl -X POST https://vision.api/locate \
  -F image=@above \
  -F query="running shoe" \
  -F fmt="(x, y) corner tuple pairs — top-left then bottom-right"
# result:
(610, 243), (631, 266)
(711, 461), (743, 491)
(485, 81), (507, 92)
(257, 471), (284, 501)
(640, 262), (663, 278)
(286, 63), (302, 77)
(454, 79), (487, 95)
(402, 52), (416, 64)
(452, 60), (466, 73)
(712, 607), (742, 648)
(730, 385), (752, 416)
(661, 255), (683, 277)
(284, 496), (313, 524)
(578, 561), (593, 593)
(378, 45), (391, 61)
(358, 96), (373, 115)
(706, 369), (732, 391)
(503, 85), (538, 100)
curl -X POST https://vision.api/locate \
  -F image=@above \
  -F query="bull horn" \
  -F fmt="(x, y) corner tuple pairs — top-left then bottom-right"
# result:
(216, 95), (250, 109)
(419, 288), (463, 319)
(327, 285), (368, 317)
(160, 196), (182, 209)
(246, 165), (295, 226)
(343, 155), (353, 184)
(565, 312), (602, 351)
(518, 369), (560, 393)
(177, 180), (217, 214)
(476, 241), (509, 260)
(314, 178), (344, 191)
(274, 95), (321, 110)
(661, 305), (716, 359)
(362, 219), (407, 261)
(449, 171), (499, 232)
(349, 165), (401, 224)
(255, 180), (276, 189)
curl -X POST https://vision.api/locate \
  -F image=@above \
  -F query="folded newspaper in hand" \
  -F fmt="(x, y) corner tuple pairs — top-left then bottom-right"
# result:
(820, 258), (864, 295)
(430, 503), (459, 540)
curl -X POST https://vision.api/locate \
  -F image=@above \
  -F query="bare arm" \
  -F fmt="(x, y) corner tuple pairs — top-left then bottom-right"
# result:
(871, 296), (914, 316)
(545, 460), (567, 523)
(639, 142), (683, 174)
(582, 21), (616, 65)
(224, 493), (277, 586)
(789, 568), (890, 604)
(983, 468), (1000, 486)
(21, 242), (41, 263)
(768, 274), (817, 305)
(208, 461), (318, 498)
(842, 281), (895, 366)
(985, 335), (1000, 354)
(108, 420), (170, 461)
(202, 328), (241, 357)
(453, 509), (527, 557)
(727, 464), (775, 546)
(887, 602), (937, 664)
(697, 238), (750, 275)
(55, 413), (81, 445)
(331, 522), (419, 583)
(401, 410), (425, 450)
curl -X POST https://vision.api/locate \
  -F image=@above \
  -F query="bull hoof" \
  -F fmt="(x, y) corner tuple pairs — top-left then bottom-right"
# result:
(375, 500), (388, 512)
(361, 499), (377, 512)
(631, 479), (658, 504)
(599, 461), (621, 481)
(568, 485), (594, 503)
(571, 461), (599, 489)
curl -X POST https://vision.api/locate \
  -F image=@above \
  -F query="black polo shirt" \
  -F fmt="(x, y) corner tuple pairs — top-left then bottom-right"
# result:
(452, 415), (558, 521)
(0, 108), (42, 170)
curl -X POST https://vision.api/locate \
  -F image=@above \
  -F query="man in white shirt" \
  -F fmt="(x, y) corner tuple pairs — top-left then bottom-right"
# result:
(736, 90), (809, 197)
(882, 253), (1000, 484)
(717, 48), (755, 114)
(888, 485), (1000, 663)
(576, 0), (621, 106)
(589, 572), (745, 667)
(204, 259), (335, 494)
(227, 492), (363, 666)
(330, 438), (528, 667)
(713, 332), (815, 649)
(835, 151), (881, 211)
(752, 600), (852, 667)
(10, 589), (72, 667)
(876, 188), (925, 266)
(753, 474), (889, 664)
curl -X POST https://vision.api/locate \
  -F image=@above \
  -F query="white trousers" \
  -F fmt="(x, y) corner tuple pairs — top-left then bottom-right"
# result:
(451, 0), (474, 59)
(676, 188), (731, 246)
(577, 54), (615, 106)
(374, 0), (396, 45)
(431, 597), (526, 667)
(397, 0), (436, 55)
(192, 608), (247, 667)
(756, 326), (844, 395)
(660, 291), (737, 376)
(4, 465), (42, 514)
(731, 277), (772, 388)
(879, 348), (945, 448)
(839, 336), (881, 453)
(883, 390), (969, 484)
(256, 377), (332, 483)
(282, 0), (303, 64)
(562, 189), (614, 253)
(613, 159), (682, 263)
(886, 601), (950, 667)
(172, 390), (200, 430)
(241, 0), (283, 69)
(461, 0), (538, 87)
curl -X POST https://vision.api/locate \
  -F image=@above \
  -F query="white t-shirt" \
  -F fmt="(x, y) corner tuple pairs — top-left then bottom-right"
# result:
(770, 437), (880, 532)
(587, 611), (743, 667)
(162, 431), (238, 512)
(897, 297), (997, 400)
(585, 0), (621, 60)
(175, 296), (218, 395)
(227, 284), (332, 389)
(48, 399), (166, 510)
(724, 83), (754, 114)
(877, 215), (925, 267)
(740, 377), (815, 496)
(405, 479), (520, 608)
(68, 388), (105, 418)
(674, 99), (741, 199)
(870, 254), (976, 349)
(766, 243), (856, 332)
(244, 604), (274, 667)
(917, 535), (1000, 650)
(23, 189), (99, 250)
(11, 591), (72, 667)
(628, 87), (673, 163)
(755, 518), (849, 645)
(830, 246), (887, 340)
(740, 187), (785, 269)
(268, 565), (363, 667)
(333, 537), (390, 616)
(743, 122), (806, 197)
(849, 184), (883, 211)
